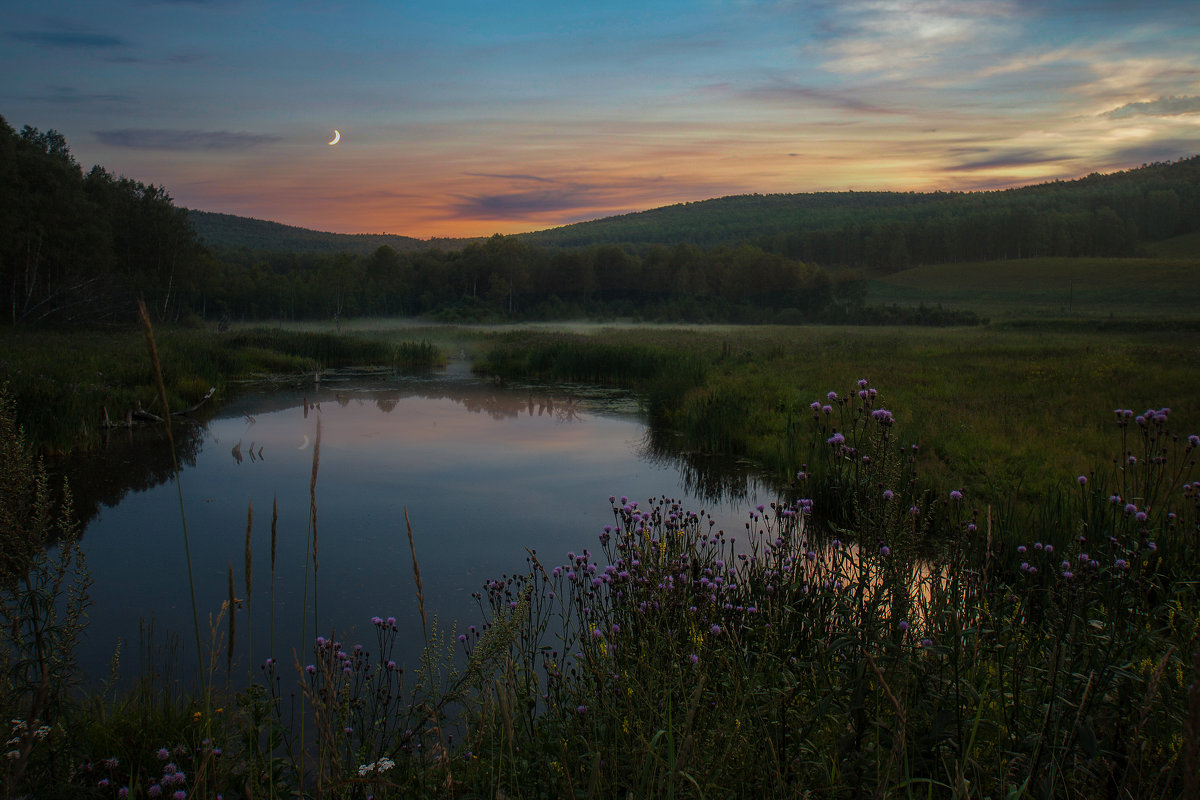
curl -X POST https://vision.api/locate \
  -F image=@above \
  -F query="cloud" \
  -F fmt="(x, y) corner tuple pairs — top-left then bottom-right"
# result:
(1108, 140), (1200, 165)
(453, 187), (600, 219)
(8, 30), (131, 50)
(948, 148), (1071, 171)
(24, 86), (135, 106)
(738, 80), (904, 115)
(93, 129), (282, 151)
(464, 172), (558, 183)
(1105, 95), (1200, 118)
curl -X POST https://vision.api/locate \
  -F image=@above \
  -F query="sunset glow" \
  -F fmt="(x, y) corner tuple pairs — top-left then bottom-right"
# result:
(5, 1), (1199, 239)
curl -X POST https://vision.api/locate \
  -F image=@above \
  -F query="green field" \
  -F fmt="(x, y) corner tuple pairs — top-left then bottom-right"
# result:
(867, 256), (1200, 319)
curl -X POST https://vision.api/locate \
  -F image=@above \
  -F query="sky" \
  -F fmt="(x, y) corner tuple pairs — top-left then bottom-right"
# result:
(4, 0), (1200, 239)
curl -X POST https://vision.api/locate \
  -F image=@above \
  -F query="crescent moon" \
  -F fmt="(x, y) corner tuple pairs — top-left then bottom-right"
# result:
(298, 434), (310, 450)
(328, 129), (341, 145)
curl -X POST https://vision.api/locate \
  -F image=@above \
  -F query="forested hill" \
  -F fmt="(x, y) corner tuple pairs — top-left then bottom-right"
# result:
(519, 157), (1200, 267)
(187, 210), (451, 255)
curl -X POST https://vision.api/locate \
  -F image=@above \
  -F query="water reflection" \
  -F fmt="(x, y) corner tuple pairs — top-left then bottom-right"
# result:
(68, 366), (772, 686)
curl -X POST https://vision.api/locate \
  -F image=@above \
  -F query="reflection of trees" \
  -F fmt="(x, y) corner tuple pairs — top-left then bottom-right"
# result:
(639, 425), (772, 505)
(52, 420), (206, 534)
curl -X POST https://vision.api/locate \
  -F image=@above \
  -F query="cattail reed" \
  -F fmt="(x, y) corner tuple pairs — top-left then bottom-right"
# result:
(405, 507), (427, 642)
(244, 500), (253, 602)
(226, 562), (235, 676)
(138, 299), (205, 691)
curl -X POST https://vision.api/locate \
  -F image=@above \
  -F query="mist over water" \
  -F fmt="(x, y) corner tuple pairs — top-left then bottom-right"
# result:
(74, 363), (771, 683)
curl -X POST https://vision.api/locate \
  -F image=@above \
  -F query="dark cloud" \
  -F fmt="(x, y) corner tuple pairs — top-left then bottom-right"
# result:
(93, 129), (282, 151)
(1109, 140), (1200, 165)
(453, 187), (597, 218)
(738, 81), (902, 115)
(1106, 96), (1200, 118)
(464, 172), (558, 183)
(25, 86), (134, 106)
(9, 30), (130, 49)
(104, 52), (206, 65)
(949, 149), (1070, 171)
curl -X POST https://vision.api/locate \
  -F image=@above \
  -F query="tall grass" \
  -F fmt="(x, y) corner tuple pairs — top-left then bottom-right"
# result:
(2, 322), (1198, 797)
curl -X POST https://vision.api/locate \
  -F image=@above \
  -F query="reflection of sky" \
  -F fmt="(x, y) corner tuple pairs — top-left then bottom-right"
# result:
(4, 1), (1199, 237)
(79, 379), (766, 683)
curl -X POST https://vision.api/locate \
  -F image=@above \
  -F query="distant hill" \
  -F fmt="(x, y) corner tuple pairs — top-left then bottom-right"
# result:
(187, 210), (471, 255)
(188, 155), (1200, 265)
(516, 157), (1200, 260)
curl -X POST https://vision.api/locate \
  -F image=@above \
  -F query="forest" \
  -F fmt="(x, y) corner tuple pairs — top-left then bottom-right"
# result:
(2, 113), (1196, 327)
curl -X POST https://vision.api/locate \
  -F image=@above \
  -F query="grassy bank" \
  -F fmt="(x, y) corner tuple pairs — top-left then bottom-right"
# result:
(0, 325), (443, 453)
(468, 323), (1200, 504)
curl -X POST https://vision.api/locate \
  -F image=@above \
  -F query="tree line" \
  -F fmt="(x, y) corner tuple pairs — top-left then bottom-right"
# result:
(523, 160), (1200, 270)
(0, 116), (208, 325)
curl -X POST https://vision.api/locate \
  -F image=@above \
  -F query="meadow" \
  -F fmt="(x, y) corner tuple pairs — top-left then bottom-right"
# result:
(2, 304), (1199, 797)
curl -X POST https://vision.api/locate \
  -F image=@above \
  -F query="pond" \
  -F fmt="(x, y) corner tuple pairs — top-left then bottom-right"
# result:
(66, 362), (775, 685)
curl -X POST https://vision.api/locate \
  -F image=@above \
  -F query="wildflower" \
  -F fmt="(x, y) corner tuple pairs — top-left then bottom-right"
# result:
(99, 779), (111, 788)
(827, 391), (838, 401)
(882, 489), (894, 501)
(1115, 559), (1128, 570)
(576, 705), (587, 714)
(173, 792), (186, 800)
(827, 432), (845, 446)
(689, 654), (699, 664)
(871, 408), (894, 424)
(305, 665), (316, 674)
(950, 490), (963, 501)
(1190, 435), (1200, 448)
(821, 404), (833, 415)
(157, 748), (170, 760)
(1136, 511), (1148, 522)
(880, 545), (890, 556)
(119, 789), (129, 799)
(710, 624), (722, 635)
(1124, 503), (1137, 515)
(1077, 475), (1088, 486)
(458, 634), (467, 643)
(148, 786), (162, 799)
(898, 620), (909, 632)
(921, 638), (933, 648)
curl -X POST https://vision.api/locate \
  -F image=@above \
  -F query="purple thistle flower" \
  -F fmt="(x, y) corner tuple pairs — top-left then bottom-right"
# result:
(305, 665), (316, 674)
(1136, 511), (1148, 522)
(950, 490), (963, 501)
(921, 638), (933, 648)
(898, 620), (909, 632)
(810, 401), (821, 411)
(827, 432), (845, 446)
(156, 748), (170, 761)
(576, 705), (587, 714)
(882, 489), (894, 501)
(371, 616), (383, 626)
(880, 545), (890, 556)
(710, 624), (722, 635)
(173, 792), (186, 800)
(822, 404), (833, 415)
(1189, 435), (1200, 448)
(148, 787), (162, 799)
(827, 391), (838, 401)
(1124, 503), (1137, 515)
(1077, 475), (1088, 486)
(689, 654), (699, 664)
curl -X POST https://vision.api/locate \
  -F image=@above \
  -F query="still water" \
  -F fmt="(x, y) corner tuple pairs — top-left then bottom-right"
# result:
(72, 363), (771, 682)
